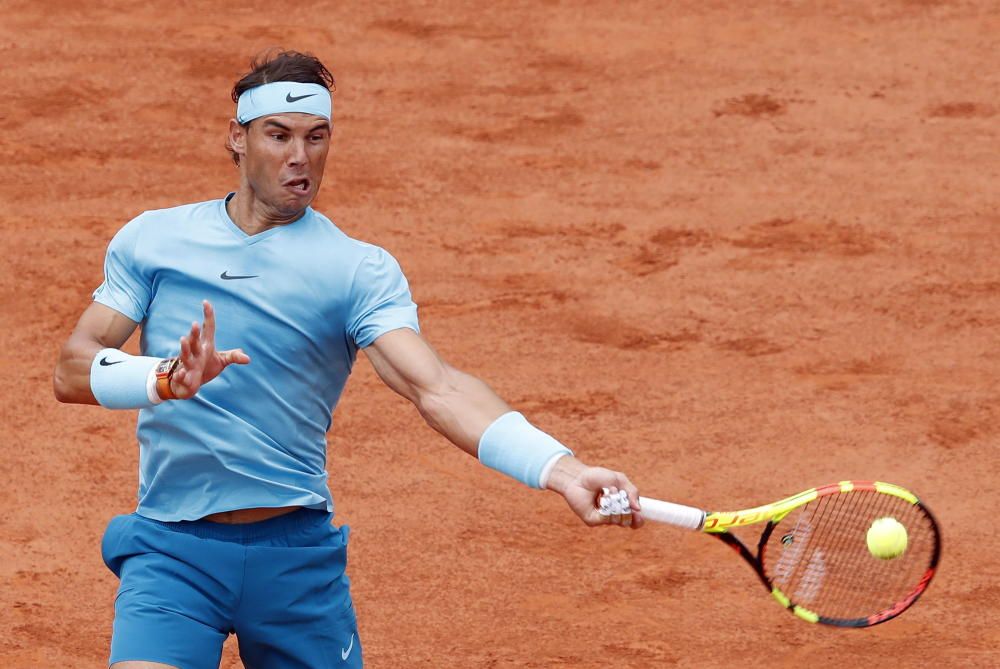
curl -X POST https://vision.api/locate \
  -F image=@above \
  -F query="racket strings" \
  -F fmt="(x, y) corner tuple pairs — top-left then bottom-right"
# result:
(761, 490), (936, 622)
(817, 492), (884, 612)
(825, 492), (925, 617)
(817, 492), (893, 615)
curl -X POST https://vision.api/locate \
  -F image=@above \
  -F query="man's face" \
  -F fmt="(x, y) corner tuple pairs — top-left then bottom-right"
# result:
(236, 113), (331, 215)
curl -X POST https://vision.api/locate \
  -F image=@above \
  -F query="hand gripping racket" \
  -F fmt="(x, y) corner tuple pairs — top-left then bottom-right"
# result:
(601, 481), (940, 627)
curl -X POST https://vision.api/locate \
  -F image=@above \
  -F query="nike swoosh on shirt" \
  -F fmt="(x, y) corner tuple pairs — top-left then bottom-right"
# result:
(341, 633), (355, 661)
(220, 271), (259, 280)
(286, 92), (317, 103)
(99, 356), (123, 366)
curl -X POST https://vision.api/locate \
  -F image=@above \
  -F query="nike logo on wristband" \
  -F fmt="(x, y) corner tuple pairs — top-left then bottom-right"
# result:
(220, 271), (259, 280)
(286, 92), (317, 103)
(99, 357), (123, 366)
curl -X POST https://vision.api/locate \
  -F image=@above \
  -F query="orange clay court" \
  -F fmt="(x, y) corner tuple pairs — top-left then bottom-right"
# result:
(1, 2), (998, 667)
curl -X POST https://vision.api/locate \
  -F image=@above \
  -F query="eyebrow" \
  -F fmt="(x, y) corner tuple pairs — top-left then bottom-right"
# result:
(261, 119), (331, 133)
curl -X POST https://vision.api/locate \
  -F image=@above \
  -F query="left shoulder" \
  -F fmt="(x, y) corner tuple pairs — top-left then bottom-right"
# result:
(306, 209), (405, 270)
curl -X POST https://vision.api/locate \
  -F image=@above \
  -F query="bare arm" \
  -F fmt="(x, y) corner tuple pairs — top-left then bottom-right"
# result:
(363, 328), (643, 528)
(53, 302), (140, 404)
(362, 327), (511, 456)
(54, 300), (250, 405)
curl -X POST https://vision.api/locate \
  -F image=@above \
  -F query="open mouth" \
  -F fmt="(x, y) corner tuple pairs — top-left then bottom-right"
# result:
(284, 177), (311, 194)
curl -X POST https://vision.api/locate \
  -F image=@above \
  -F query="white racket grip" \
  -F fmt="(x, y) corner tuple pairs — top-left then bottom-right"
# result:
(638, 496), (705, 530)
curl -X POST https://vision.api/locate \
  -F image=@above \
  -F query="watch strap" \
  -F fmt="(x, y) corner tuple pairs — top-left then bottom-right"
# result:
(154, 357), (180, 401)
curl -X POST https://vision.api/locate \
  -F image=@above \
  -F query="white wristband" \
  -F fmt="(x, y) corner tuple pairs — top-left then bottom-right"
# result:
(477, 412), (573, 489)
(90, 348), (164, 409)
(146, 365), (164, 405)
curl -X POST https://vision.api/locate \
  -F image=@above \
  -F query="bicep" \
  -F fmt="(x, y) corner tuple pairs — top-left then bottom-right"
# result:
(68, 302), (140, 351)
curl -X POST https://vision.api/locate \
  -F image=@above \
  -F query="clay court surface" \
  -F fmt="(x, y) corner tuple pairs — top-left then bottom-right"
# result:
(2, 1), (998, 666)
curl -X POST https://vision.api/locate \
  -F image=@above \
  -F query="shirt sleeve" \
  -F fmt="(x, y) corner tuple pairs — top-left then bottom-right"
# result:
(347, 247), (420, 349)
(92, 216), (152, 322)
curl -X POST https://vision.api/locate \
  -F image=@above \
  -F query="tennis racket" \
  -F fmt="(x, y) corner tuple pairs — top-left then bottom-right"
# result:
(599, 480), (940, 627)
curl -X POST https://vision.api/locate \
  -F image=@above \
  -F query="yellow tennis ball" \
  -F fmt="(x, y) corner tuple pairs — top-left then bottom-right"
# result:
(866, 517), (908, 560)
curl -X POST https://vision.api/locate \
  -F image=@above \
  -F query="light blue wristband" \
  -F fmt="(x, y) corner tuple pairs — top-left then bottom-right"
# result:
(90, 348), (162, 409)
(477, 412), (573, 489)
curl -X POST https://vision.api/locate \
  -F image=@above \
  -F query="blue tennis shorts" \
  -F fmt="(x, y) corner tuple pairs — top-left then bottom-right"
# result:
(101, 508), (362, 668)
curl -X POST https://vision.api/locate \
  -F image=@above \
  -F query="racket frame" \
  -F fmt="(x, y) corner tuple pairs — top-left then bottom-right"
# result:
(637, 480), (942, 627)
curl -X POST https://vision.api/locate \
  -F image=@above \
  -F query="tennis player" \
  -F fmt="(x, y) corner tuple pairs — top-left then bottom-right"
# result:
(53, 50), (643, 669)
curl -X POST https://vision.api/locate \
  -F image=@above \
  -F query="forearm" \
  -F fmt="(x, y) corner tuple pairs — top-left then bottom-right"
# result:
(415, 367), (512, 457)
(55, 336), (168, 408)
(423, 376), (640, 525)
(54, 302), (142, 404)
(416, 367), (574, 490)
(53, 335), (108, 404)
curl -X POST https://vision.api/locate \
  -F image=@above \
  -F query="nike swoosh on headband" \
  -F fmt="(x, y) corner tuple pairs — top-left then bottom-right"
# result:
(286, 92), (317, 103)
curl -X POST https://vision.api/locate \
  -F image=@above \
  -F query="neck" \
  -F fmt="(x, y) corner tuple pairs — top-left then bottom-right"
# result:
(226, 181), (306, 236)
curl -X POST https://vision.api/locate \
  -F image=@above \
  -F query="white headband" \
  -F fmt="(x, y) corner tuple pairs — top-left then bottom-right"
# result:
(236, 82), (332, 124)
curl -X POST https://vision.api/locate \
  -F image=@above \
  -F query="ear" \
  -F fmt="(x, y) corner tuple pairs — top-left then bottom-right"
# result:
(228, 118), (247, 161)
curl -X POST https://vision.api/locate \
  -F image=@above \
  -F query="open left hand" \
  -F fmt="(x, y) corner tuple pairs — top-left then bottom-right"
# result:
(169, 300), (251, 399)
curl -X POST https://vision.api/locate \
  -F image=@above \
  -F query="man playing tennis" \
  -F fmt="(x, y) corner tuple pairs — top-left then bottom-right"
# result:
(53, 50), (643, 669)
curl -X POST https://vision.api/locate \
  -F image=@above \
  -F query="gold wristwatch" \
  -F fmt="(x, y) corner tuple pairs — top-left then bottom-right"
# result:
(154, 357), (181, 401)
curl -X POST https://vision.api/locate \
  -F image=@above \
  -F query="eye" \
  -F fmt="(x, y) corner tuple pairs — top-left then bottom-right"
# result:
(270, 133), (287, 141)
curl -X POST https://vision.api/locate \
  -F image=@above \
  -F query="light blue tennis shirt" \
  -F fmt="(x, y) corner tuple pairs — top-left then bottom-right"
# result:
(93, 194), (419, 521)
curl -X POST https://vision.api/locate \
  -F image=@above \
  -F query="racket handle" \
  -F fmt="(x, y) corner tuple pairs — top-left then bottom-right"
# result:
(637, 496), (706, 530)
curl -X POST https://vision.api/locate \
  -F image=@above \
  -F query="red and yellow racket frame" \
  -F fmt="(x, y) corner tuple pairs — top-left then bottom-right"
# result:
(699, 480), (941, 627)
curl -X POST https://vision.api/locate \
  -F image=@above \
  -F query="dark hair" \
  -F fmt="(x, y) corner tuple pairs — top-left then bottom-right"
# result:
(227, 49), (336, 165)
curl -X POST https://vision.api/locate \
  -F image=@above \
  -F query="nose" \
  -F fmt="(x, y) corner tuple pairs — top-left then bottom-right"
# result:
(286, 137), (308, 167)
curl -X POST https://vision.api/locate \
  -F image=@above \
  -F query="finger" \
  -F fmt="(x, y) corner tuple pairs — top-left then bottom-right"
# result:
(625, 486), (641, 513)
(630, 511), (645, 530)
(584, 509), (605, 527)
(179, 335), (193, 366)
(202, 300), (216, 344)
(220, 349), (251, 366)
(597, 487), (616, 518)
(603, 487), (624, 525)
(223, 348), (251, 365)
(188, 321), (202, 357)
(175, 339), (193, 391)
(614, 489), (632, 526)
(618, 489), (633, 527)
(605, 486), (619, 524)
(611, 472), (642, 513)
